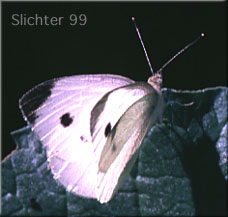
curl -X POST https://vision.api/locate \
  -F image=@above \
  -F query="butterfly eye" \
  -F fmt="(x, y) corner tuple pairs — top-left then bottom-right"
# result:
(60, 113), (73, 127)
(104, 123), (111, 137)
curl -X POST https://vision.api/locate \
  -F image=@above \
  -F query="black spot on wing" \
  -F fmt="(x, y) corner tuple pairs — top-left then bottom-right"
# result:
(80, 135), (88, 143)
(105, 122), (111, 137)
(60, 113), (73, 127)
(19, 79), (56, 125)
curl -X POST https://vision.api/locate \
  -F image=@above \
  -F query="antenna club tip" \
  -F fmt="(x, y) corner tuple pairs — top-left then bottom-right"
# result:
(201, 33), (205, 37)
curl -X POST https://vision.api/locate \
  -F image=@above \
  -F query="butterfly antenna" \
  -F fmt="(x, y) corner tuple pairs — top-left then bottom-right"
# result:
(156, 33), (205, 75)
(132, 17), (154, 75)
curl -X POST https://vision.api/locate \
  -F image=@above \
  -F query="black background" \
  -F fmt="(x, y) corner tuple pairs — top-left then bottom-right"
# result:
(2, 2), (227, 159)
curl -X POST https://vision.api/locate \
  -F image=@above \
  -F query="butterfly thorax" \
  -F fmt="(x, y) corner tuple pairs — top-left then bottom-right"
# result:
(147, 73), (162, 92)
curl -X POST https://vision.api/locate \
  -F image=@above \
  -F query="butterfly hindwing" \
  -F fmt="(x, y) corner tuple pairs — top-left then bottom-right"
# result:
(19, 74), (134, 199)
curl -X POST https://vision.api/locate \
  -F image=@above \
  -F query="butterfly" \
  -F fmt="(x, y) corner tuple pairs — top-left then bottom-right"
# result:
(19, 72), (164, 203)
(19, 18), (203, 203)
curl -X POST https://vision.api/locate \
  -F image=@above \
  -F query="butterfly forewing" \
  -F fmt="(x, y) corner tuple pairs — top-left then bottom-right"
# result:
(89, 81), (164, 203)
(19, 74), (134, 199)
(91, 82), (157, 162)
(95, 85), (164, 203)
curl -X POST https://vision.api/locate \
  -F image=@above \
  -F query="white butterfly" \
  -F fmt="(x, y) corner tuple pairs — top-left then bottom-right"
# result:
(19, 73), (164, 203)
(19, 17), (203, 203)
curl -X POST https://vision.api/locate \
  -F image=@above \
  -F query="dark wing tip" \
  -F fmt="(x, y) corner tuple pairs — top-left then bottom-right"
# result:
(19, 79), (57, 125)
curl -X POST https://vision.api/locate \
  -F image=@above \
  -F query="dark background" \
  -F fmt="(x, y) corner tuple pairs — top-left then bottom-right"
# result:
(2, 2), (227, 159)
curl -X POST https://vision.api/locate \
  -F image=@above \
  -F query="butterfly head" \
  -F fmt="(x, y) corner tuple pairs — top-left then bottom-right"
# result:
(148, 73), (162, 92)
